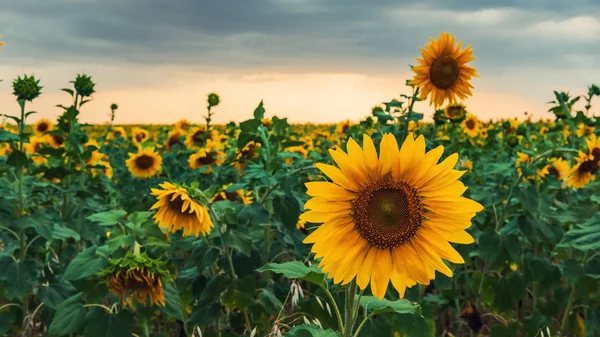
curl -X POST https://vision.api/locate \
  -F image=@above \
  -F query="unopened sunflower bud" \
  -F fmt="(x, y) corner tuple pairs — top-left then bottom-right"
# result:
(12, 74), (43, 101)
(207, 92), (220, 107)
(72, 73), (96, 97)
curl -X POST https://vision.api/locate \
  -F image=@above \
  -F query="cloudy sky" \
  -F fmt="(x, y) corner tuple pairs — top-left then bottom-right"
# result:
(1, 0), (599, 125)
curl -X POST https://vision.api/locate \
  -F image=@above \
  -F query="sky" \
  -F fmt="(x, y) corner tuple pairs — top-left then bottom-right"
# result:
(1, 0), (599, 125)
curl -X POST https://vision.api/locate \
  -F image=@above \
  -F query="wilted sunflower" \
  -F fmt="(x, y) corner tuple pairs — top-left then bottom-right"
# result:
(185, 127), (208, 149)
(538, 158), (569, 181)
(301, 133), (483, 299)
(150, 182), (213, 237)
(132, 127), (150, 145)
(188, 146), (225, 173)
(461, 114), (479, 138)
(410, 32), (478, 108)
(443, 103), (467, 122)
(33, 118), (53, 136)
(125, 147), (162, 178)
(105, 252), (167, 308)
(567, 152), (599, 189)
(165, 130), (184, 151)
(211, 183), (253, 205)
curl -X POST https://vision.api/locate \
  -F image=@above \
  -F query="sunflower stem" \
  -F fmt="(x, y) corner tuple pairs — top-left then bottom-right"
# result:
(352, 313), (375, 337)
(343, 280), (358, 337)
(321, 285), (344, 334)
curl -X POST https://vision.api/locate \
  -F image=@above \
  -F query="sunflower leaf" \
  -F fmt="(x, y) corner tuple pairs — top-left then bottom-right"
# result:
(285, 324), (340, 337)
(257, 261), (325, 286)
(87, 210), (127, 226)
(358, 296), (421, 316)
(48, 293), (86, 336)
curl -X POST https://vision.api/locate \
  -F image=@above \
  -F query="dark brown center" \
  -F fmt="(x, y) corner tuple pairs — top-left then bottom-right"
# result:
(352, 179), (424, 249)
(196, 152), (216, 165)
(447, 106), (463, 118)
(167, 194), (192, 215)
(192, 130), (205, 145)
(547, 166), (560, 179)
(429, 55), (460, 89)
(135, 133), (146, 143)
(579, 161), (593, 174)
(168, 134), (181, 148)
(591, 148), (600, 162)
(37, 122), (49, 133)
(52, 135), (64, 145)
(134, 154), (155, 170)
(466, 119), (476, 130)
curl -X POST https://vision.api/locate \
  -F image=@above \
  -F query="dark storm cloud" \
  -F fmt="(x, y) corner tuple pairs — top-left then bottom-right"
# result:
(1, 0), (599, 74)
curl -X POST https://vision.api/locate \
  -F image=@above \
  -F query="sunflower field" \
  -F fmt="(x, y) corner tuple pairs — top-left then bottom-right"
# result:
(1, 33), (600, 337)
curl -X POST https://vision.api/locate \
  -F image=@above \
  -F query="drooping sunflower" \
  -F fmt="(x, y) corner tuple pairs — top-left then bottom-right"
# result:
(132, 127), (150, 145)
(301, 133), (483, 299)
(461, 114), (479, 138)
(537, 158), (569, 181)
(567, 152), (599, 189)
(211, 183), (253, 205)
(105, 252), (167, 308)
(188, 146), (225, 173)
(125, 147), (162, 178)
(33, 118), (53, 136)
(150, 182), (214, 237)
(443, 102), (467, 123)
(410, 32), (479, 108)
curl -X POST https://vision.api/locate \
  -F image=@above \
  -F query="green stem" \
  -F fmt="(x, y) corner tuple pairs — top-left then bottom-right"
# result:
(263, 223), (272, 265)
(343, 281), (358, 337)
(353, 313), (375, 337)
(559, 286), (576, 336)
(321, 286), (344, 334)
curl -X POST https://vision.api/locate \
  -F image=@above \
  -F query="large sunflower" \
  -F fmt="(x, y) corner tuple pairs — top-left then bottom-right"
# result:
(150, 182), (213, 237)
(125, 147), (162, 178)
(301, 133), (483, 299)
(33, 118), (53, 136)
(410, 32), (479, 108)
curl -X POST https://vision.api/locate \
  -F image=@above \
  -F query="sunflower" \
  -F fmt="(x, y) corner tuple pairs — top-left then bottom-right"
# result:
(33, 118), (53, 136)
(567, 152), (599, 189)
(537, 158), (569, 181)
(105, 252), (166, 308)
(24, 136), (48, 165)
(175, 119), (191, 131)
(233, 141), (262, 169)
(261, 118), (273, 128)
(0, 143), (11, 157)
(188, 147), (225, 173)
(125, 147), (162, 178)
(540, 127), (549, 136)
(443, 102), (467, 122)
(150, 182), (214, 237)
(47, 133), (65, 149)
(165, 130), (184, 151)
(185, 127), (208, 149)
(462, 159), (473, 171)
(336, 120), (351, 135)
(284, 146), (309, 165)
(515, 152), (534, 177)
(211, 183), (253, 205)
(585, 134), (600, 161)
(410, 32), (479, 108)
(132, 127), (150, 145)
(576, 123), (594, 138)
(301, 133), (483, 299)
(108, 126), (126, 140)
(461, 114), (479, 138)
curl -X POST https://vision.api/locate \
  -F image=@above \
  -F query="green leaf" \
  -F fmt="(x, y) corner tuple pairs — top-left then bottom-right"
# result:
(273, 194), (301, 228)
(48, 293), (86, 336)
(83, 308), (134, 337)
(253, 100), (265, 120)
(359, 296), (421, 316)
(126, 211), (153, 227)
(561, 259), (583, 284)
(52, 223), (81, 241)
(469, 231), (501, 262)
(3, 260), (36, 301)
(557, 215), (600, 251)
(6, 149), (28, 168)
(257, 261), (325, 286)
(62, 246), (108, 282)
(37, 282), (77, 310)
(161, 283), (184, 321)
(285, 324), (340, 337)
(0, 129), (19, 142)
(87, 210), (127, 226)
